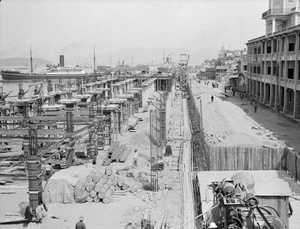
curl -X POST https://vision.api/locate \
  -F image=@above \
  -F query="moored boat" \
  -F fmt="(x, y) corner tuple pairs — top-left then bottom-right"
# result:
(1, 48), (94, 81)
(1, 69), (89, 81)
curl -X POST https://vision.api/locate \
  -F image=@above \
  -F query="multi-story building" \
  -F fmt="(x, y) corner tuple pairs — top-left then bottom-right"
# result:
(247, 0), (300, 119)
(218, 47), (247, 60)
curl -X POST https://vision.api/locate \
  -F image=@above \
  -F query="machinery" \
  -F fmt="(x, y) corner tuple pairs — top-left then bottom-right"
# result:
(205, 178), (288, 229)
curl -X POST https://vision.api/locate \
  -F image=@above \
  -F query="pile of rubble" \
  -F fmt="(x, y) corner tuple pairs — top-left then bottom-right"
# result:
(134, 189), (168, 202)
(168, 92), (183, 139)
(204, 125), (286, 148)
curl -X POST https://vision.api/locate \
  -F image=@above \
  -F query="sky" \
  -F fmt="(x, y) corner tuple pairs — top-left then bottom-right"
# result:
(0, 0), (269, 65)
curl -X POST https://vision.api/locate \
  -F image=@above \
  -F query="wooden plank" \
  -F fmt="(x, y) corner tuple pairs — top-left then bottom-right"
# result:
(263, 148), (268, 170)
(221, 147), (225, 171)
(43, 110), (91, 116)
(0, 139), (23, 143)
(0, 145), (21, 150)
(0, 117), (24, 121)
(29, 116), (92, 122)
(212, 146), (216, 171)
(209, 146), (213, 170)
(0, 129), (64, 136)
(255, 148), (261, 170)
(254, 148), (260, 170)
(224, 147), (228, 170)
(296, 155), (300, 182)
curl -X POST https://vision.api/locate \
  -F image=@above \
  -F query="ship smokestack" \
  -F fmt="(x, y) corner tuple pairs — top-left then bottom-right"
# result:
(59, 55), (64, 67)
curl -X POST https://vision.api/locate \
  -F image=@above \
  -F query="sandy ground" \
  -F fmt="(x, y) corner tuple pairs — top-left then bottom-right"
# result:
(191, 80), (286, 148)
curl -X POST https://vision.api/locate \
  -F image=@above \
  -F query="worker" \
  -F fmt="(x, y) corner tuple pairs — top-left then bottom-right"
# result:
(75, 216), (86, 229)
(208, 222), (217, 228)
(125, 222), (133, 229)
(45, 163), (53, 181)
(133, 149), (138, 167)
(250, 95), (254, 105)
(253, 102), (258, 113)
(24, 205), (33, 222)
(35, 202), (47, 223)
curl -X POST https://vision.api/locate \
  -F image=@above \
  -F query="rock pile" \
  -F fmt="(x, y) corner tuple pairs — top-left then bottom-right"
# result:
(134, 189), (167, 202)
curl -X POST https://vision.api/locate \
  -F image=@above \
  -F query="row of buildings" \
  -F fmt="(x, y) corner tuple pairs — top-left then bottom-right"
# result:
(247, 0), (300, 119)
(197, 0), (300, 120)
(196, 48), (248, 91)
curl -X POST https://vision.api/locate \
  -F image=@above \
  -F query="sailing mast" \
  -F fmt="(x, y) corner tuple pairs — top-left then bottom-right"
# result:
(93, 45), (96, 74)
(30, 46), (33, 74)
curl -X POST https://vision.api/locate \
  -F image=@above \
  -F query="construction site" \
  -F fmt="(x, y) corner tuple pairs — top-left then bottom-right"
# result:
(0, 53), (300, 229)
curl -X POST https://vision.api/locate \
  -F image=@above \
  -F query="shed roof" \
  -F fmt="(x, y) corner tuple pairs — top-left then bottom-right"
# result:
(216, 66), (229, 70)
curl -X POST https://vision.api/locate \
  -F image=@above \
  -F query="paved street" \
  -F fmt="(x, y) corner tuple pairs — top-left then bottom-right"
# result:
(223, 91), (300, 156)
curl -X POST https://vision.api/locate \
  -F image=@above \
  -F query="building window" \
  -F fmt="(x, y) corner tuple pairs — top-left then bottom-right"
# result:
(288, 68), (294, 79)
(289, 43), (295, 51)
(268, 66), (271, 75)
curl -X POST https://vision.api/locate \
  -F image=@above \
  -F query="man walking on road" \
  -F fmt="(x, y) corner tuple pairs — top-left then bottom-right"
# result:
(133, 149), (138, 167)
(76, 216), (86, 229)
(250, 95), (254, 105)
(211, 95), (214, 102)
(254, 102), (258, 113)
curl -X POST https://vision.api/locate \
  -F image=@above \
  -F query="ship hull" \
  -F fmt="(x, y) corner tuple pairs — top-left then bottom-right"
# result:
(1, 71), (91, 81)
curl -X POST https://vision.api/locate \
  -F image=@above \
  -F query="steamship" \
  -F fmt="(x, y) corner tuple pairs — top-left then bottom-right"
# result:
(1, 52), (92, 81)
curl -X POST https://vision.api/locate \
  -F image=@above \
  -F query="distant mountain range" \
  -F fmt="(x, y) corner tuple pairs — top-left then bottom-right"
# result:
(63, 47), (217, 66)
(0, 58), (53, 67)
(0, 47), (218, 67)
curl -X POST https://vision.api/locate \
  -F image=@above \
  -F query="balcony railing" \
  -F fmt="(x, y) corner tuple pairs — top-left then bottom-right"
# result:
(291, 7), (300, 12)
(262, 9), (271, 18)
(262, 8), (296, 18)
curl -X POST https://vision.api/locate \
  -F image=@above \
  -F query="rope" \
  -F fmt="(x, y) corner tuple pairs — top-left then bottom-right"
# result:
(174, 204), (219, 229)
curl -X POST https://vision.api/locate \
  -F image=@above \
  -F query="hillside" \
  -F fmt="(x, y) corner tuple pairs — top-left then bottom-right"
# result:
(0, 58), (53, 67)
(64, 47), (217, 66)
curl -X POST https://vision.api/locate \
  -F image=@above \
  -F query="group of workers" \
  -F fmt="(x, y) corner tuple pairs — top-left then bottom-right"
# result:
(22, 147), (140, 227)
(24, 201), (48, 223)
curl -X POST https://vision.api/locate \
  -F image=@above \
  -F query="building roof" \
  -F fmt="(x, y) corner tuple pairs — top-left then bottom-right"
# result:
(216, 66), (229, 70)
(205, 67), (216, 72)
(229, 74), (239, 79)
(197, 170), (292, 198)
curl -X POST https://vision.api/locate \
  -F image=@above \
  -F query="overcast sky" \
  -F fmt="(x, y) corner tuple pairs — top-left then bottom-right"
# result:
(0, 0), (268, 65)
